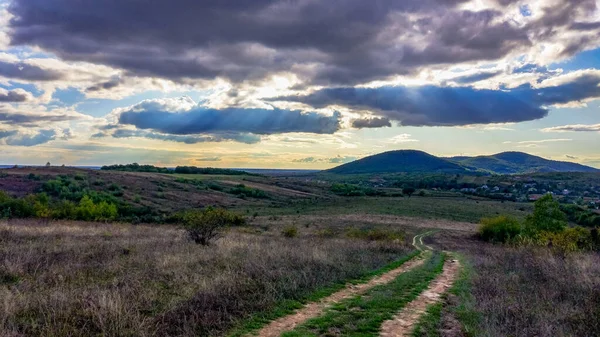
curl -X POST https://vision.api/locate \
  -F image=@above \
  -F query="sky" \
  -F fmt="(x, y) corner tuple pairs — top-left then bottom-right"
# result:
(0, 0), (599, 169)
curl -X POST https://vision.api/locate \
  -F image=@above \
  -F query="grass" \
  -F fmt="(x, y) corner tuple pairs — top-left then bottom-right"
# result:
(433, 230), (600, 337)
(410, 253), (481, 337)
(226, 250), (420, 337)
(411, 302), (443, 337)
(282, 251), (445, 337)
(245, 196), (532, 223)
(0, 219), (412, 337)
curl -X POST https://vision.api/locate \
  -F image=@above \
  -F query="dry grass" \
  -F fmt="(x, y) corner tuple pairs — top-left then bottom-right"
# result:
(432, 230), (600, 337)
(0, 219), (411, 336)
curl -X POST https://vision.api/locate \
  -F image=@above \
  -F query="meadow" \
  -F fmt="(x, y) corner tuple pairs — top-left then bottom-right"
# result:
(0, 167), (598, 336)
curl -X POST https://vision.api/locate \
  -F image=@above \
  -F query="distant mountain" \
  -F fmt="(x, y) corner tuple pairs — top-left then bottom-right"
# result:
(449, 152), (599, 174)
(326, 150), (466, 174)
(325, 150), (600, 175)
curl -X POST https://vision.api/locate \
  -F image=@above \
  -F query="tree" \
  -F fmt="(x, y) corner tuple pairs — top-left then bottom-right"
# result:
(524, 194), (567, 234)
(46, 162), (51, 167)
(182, 207), (245, 245)
(402, 187), (416, 198)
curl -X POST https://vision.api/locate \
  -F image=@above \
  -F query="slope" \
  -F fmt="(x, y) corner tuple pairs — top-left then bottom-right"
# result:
(327, 150), (467, 174)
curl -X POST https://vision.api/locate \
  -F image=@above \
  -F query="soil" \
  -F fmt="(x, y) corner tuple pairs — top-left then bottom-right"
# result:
(254, 256), (425, 337)
(379, 258), (461, 337)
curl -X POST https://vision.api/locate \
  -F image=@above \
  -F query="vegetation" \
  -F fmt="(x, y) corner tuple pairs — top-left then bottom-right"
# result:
(0, 220), (411, 337)
(283, 252), (445, 336)
(281, 225), (298, 238)
(330, 183), (385, 196)
(327, 150), (466, 174)
(101, 163), (172, 173)
(101, 163), (256, 176)
(479, 194), (599, 252)
(346, 227), (405, 242)
(174, 166), (253, 175)
(229, 184), (268, 199)
(478, 216), (521, 243)
(181, 207), (245, 245)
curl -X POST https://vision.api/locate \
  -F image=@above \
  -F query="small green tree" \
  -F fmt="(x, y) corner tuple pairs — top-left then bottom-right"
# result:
(182, 208), (245, 245)
(524, 194), (567, 234)
(402, 187), (416, 198)
(76, 195), (96, 221)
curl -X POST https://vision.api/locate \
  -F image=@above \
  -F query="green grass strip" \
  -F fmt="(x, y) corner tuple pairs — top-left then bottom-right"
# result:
(447, 254), (482, 337)
(282, 251), (445, 337)
(411, 302), (443, 337)
(410, 253), (482, 337)
(227, 250), (421, 337)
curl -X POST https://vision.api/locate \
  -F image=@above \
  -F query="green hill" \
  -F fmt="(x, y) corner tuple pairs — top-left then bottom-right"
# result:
(326, 150), (467, 174)
(449, 152), (599, 174)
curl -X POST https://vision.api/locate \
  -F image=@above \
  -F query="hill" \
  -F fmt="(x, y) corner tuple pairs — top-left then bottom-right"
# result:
(326, 150), (467, 174)
(450, 152), (599, 174)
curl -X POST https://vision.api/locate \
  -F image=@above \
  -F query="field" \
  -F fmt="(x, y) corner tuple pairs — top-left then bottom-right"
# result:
(0, 167), (599, 336)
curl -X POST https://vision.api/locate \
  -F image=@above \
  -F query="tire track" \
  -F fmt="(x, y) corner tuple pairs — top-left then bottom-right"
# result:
(250, 234), (430, 337)
(379, 257), (461, 337)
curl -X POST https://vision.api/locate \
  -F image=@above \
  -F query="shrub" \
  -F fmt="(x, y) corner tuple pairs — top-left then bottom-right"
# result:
(402, 187), (416, 197)
(524, 194), (567, 234)
(282, 226), (298, 238)
(478, 216), (522, 243)
(229, 184), (268, 198)
(182, 208), (245, 245)
(346, 228), (405, 242)
(534, 227), (594, 252)
(315, 228), (335, 238)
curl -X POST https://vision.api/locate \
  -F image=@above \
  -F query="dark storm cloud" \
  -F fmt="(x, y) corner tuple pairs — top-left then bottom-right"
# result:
(352, 117), (392, 129)
(274, 74), (600, 127)
(0, 89), (30, 102)
(117, 101), (341, 135)
(0, 129), (57, 146)
(9, 0), (595, 85)
(86, 77), (123, 92)
(0, 111), (80, 126)
(111, 129), (261, 144)
(0, 61), (63, 81)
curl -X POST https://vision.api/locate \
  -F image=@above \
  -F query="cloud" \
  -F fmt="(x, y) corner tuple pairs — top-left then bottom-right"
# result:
(86, 76), (123, 92)
(0, 88), (32, 102)
(388, 134), (419, 144)
(0, 60), (63, 81)
(566, 155), (578, 159)
(7, 0), (600, 85)
(292, 155), (357, 164)
(0, 129), (57, 146)
(111, 128), (261, 144)
(541, 123), (600, 132)
(352, 117), (392, 129)
(113, 97), (341, 137)
(450, 70), (503, 84)
(274, 73), (600, 127)
(196, 157), (221, 162)
(0, 109), (83, 126)
(504, 138), (573, 144)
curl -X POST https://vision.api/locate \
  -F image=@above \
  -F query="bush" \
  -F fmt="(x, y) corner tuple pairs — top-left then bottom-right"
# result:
(282, 226), (298, 238)
(534, 227), (594, 252)
(402, 187), (416, 197)
(182, 208), (245, 245)
(315, 228), (335, 238)
(229, 184), (268, 199)
(346, 228), (405, 242)
(478, 216), (522, 243)
(524, 194), (567, 234)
